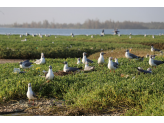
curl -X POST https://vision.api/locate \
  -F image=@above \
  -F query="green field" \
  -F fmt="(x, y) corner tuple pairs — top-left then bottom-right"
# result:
(0, 34), (164, 115)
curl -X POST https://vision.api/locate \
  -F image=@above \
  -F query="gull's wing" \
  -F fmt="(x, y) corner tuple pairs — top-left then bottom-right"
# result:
(153, 60), (164, 65)
(87, 59), (93, 63)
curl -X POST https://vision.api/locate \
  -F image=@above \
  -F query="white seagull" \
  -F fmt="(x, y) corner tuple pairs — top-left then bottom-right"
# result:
(115, 58), (119, 65)
(98, 52), (106, 64)
(34, 53), (46, 65)
(149, 55), (164, 68)
(19, 61), (33, 69)
(82, 52), (93, 64)
(107, 57), (118, 72)
(63, 61), (81, 72)
(77, 58), (82, 64)
(84, 61), (95, 71)
(151, 45), (161, 52)
(45, 65), (54, 80)
(136, 67), (152, 74)
(125, 49), (143, 61)
(21, 38), (27, 41)
(27, 83), (37, 105)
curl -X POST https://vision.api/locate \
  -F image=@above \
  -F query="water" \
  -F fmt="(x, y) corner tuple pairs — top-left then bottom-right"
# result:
(0, 27), (164, 35)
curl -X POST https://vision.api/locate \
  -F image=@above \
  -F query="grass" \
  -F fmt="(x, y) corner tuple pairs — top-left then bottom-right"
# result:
(1, 34), (164, 115)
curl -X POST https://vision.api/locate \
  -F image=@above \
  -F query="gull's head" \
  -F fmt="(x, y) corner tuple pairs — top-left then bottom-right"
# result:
(77, 58), (80, 61)
(109, 57), (113, 61)
(147, 68), (152, 71)
(49, 65), (52, 69)
(19, 62), (23, 65)
(63, 61), (68, 65)
(125, 49), (129, 53)
(137, 67), (142, 70)
(149, 55), (153, 59)
(28, 83), (31, 87)
(41, 53), (45, 58)
(83, 52), (87, 56)
(151, 45), (154, 48)
(100, 52), (106, 56)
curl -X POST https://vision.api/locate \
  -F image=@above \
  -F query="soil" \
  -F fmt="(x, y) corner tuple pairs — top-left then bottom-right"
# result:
(0, 59), (27, 64)
(0, 98), (126, 116)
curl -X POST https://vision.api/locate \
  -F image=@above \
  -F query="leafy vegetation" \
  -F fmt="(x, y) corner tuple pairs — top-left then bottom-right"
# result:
(1, 34), (164, 115)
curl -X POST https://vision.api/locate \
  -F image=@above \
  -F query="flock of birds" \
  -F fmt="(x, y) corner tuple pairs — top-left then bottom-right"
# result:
(14, 30), (163, 104)
(25, 45), (164, 105)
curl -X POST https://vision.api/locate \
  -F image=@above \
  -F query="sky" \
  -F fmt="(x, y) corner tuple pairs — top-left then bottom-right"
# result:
(0, 0), (164, 25)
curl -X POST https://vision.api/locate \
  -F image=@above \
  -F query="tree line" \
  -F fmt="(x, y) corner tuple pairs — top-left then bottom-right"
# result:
(1, 19), (164, 29)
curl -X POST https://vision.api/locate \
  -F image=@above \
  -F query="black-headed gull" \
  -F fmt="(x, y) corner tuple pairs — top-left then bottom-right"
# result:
(45, 65), (54, 80)
(107, 57), (118, 72)
(34, 53), (46, 65)
(151, 45), (161, 54)
(63, 61), (81, 72)
(27, 83), (37, 105)
(84, 61), (95, 71)
(77, 58), (82, 64)
(114, 58), (119, 65)
(19, 61), (33, 69)
(82, 52), (93, 64)
(125, 49), (143, 61)
(149, 55), (164, 68)
(136, 67), (152, 74)
(98, 52), (106, 64)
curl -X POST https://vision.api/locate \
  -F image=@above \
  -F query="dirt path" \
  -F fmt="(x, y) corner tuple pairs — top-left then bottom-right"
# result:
(0, 59), (27, 64)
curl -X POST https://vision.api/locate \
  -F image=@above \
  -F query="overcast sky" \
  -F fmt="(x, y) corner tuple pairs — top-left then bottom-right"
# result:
(0, 1), (164, 25)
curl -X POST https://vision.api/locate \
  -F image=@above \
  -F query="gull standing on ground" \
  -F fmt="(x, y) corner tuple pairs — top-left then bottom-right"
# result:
(108, 57), (118, 72)
(98, 52), (106, 64)
(45, 66), (54, 80)
(82, 52), (93, 64)
(125, 49), (143, 61)
(84, 61), (95, 71)
(27, 83), (37, 105)
(149, 55), (164, 68)
(34, 53), (46, 65)
(63, 61), (81, 72)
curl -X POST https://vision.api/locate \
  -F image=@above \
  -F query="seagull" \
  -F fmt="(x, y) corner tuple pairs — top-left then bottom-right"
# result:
(107, 57), (118, 72)
(63, 61), (81, 72)
(34, 53), (46, 65)
(20, 35), (22, 38)
(27, 83), (37, 105)
(19, 61), (33, 69)
(91, 35), (93, 38)
(98, 52), (106, 64)
(114, 58), (119, 65)
(151, 45), (161, 54)
(149, 55), (164, 68)
(82, 52), (93, 64)
(26, 33), (29, 36)
(77, 58), (82, 64)
(125, 49), (143, 61)
(136, 67), (152, 74)
(45, 65), (54, 80)
(21, 38), (27, 41)
(84, 61), (95, 71)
